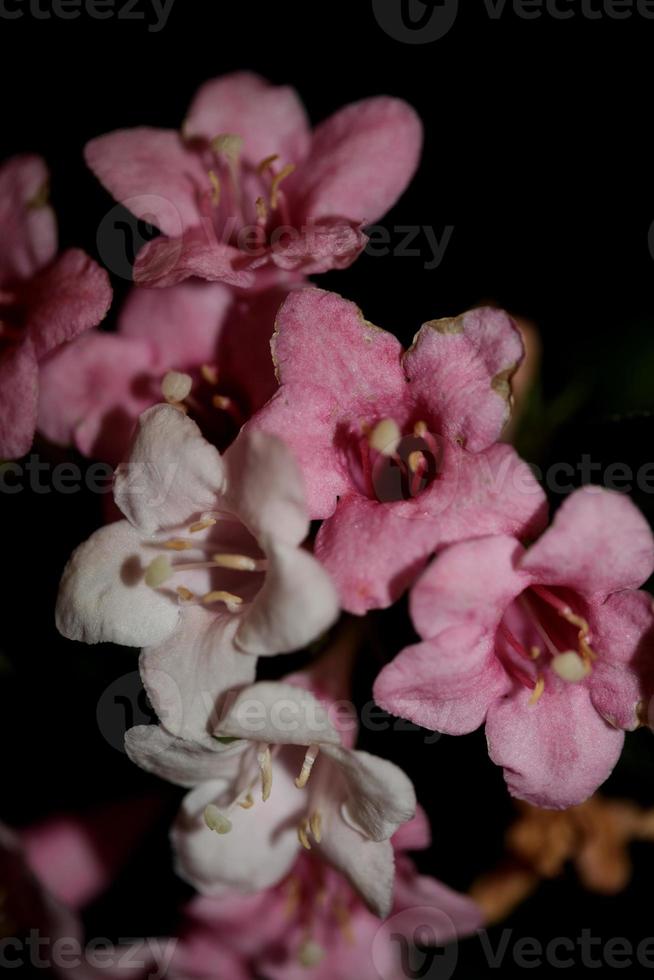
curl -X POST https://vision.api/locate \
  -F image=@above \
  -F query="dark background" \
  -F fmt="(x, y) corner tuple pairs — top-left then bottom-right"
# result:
(2, 1), (654, 976)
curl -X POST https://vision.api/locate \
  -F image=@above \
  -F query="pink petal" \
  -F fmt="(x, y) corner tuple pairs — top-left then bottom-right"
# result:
(267, 218), (367, 274)
(133, 228), (254, 288)
(521, 486), (654, 598)
(222, 428), (310, 545)
(235, 541), (339, 657)
(56, 520), (180, 647)
(84, 127), (208, 236)
(118, 280), (233, 369)
(410, 535), (528, 639)
(141, 606), (257, 740)
(374, 626), (510, 735)
(486, 683), (625, 808)
(589, 589), (654, 730)
(403, 307), (524, 452)
(114, 405), (224, 535)
(37, 331), (157, 464)
(26, 248), (112, 359)
(0, 337), (38, 459)
(393, 870), (484, 943)
(392, 806), (432, 852)
(292, 97), (422, 226)
(183, 71), (311, 166)
(0, 154), (56, 284)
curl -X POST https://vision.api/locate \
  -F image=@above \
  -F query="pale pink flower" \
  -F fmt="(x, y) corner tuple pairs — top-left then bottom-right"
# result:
(38, 281), (287, 465)
(56, 405), (339, 740)
(126, 679), (416, 919)
(374, 487), (654, 809)
(170, 809), (482, 980)
(247, 287), (548, 613)
(84, 72), (422, 288)
(0, 155), (112, 459)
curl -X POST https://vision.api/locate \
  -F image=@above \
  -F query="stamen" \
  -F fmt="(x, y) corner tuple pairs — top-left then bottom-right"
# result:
(295, 744), (320, 788)
(414, 420), (428, 437)
(164, 538), (195, 551)
(310, 810), (322, 843)
(212, 133), (243, 165)
(369, 418), (401, 456)
(238, 793), (254, 809)
(257, 154), (279, 175)
(270, 163), (296, 210)
(528, 675), (545, 705)
(161, 371), (193, 403)
(408, 450), (425, 474)
(200, 365), (219, 386)
(297, 819), (312, 851)
(145, 555), (173, 587)
(176, 586), (195, 602)
(203, 804), (232, 835)
(256, 196), (268, 223)
(202, 590), (243, 606)
(499, 621), (533, 662)
(258, 746), (272, 801)
(551, 651), (590, 683)
(212, 552), (266, 572)
(189, 517), (217, 533)
(208, 169), (221, 206)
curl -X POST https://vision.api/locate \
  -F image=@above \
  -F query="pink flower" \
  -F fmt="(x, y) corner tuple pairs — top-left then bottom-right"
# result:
(247, 287), (548, 613)
(374, 487), (654, 809)
(0, 803), (174, 979)
(125, 679), (416, 919)
(170, 809), (482, 980)
(38, 281), (287, 465)
(84, 72), (422, 288)
(56, 405), (339, 740)
(0, 155), (112, 459)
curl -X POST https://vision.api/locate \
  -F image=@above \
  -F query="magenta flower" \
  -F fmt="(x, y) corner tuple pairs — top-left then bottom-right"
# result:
(247, 287), (548, 613)
(126, 679), (416, 919)
(56, 405), (339, 741)
(170, 808), (482, 980)
(38, 281), (287, 465)
(84, 72), (422, 288)
(374, 487), (654, 809)
(0, 155), (112, 459)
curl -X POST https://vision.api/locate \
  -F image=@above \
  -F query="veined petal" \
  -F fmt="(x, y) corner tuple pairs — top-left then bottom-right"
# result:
(216, 681), (341, 748)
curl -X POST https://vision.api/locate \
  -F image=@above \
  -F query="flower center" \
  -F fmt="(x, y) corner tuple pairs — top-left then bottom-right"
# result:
(0, 290), (25, 354)
(160, 368), (248, 452)
(352, 417), (442, 503)
(498, 585), (596, 705)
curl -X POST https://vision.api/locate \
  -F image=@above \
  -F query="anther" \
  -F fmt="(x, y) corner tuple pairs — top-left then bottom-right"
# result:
(203, 804), (232, 835)
(200, 365), (219, 386)
(369, 418), (401, 456)
(258, 746), (273, 801)
(295, 744), (320, 789)
(189, 517), (217, 533)
(165, 538), (195, 551)
(208, 170), (221, 206)
(202, 590), (243, 607)
(161, 371), (193, 404)
(257, 154), (279, 175)
(414, 420), (428, 437)
(212, 553), (264, 572)
(408, 450), (426, 474)
(528, 675), (545, 705)
(297, 819), (312, 851)
(176, 586), (195, 602)
(238, 793), (254, 809)
(270, 163), (296, 209)
(310, 810), (322, 843)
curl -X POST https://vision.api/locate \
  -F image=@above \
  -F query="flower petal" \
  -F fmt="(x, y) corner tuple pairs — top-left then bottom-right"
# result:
(0, 337), (39, 459)
(374, 626), (509, 735)
(125, 724), (246, 788)
(0, 154), (56, 283)
(26, 249), (112, 359)
(216, 681), (341, 747)
(486, 683), (625, 808)
(133, 229), (254, 289)
(393, 871), (484, 943)
(222, 428), (310, 545)
(236, 541), (339, 657)
(183, 71), (311, 165)
(317, 805), (396, 917)
(141, 606), (256, 740)
(520, 486), (654, 598)
(84, 127), (207, 236)
(292, 97), (422, 226)
(403, 307), (524, 453)
(114, 404), (224, 535)
(56, 520), (180, 647)
(267, 218), (366, 274)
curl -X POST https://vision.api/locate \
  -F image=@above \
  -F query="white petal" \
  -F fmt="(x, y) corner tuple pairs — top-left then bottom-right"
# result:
(125, 725), (247, 788)
(216, 681), (341, 747)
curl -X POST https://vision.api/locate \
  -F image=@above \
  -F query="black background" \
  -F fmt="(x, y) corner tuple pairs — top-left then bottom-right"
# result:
(2, 1), (654, 976)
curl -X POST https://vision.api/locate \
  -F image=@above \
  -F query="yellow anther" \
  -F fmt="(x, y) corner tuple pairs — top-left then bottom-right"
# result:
(297, 819), (312, 851)
(529, 675), (545, 705)
(530, 646), (541, 660)
(408, 450), (425, 474)
(200, 365), (219, 386)
(165, 538), (194, 551)
(369, 418), (401, 456)
(202, 590), (243, 606)
(295, 744), (320, 789)
(414, 420), (428, 437)
(310, 811), (322, 844)
(256, 196), (268, 222)
(203, 804), (232, 835)
(189, 517), (217, 533)
(238, 793), (254, 809)
(259, 746), (273, 801)
(257, 153), (279, 175)
(212, 394), (233, 411)
(212, 553), (258, 571)
(270, 163), (296, 209)
(176, 586), (195, 602)
(208, 169), (221, 206)
(145, 555), (173, 588)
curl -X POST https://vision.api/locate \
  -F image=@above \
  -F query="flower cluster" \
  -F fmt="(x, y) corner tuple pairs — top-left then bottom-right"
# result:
(4, 71), (654, 976)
